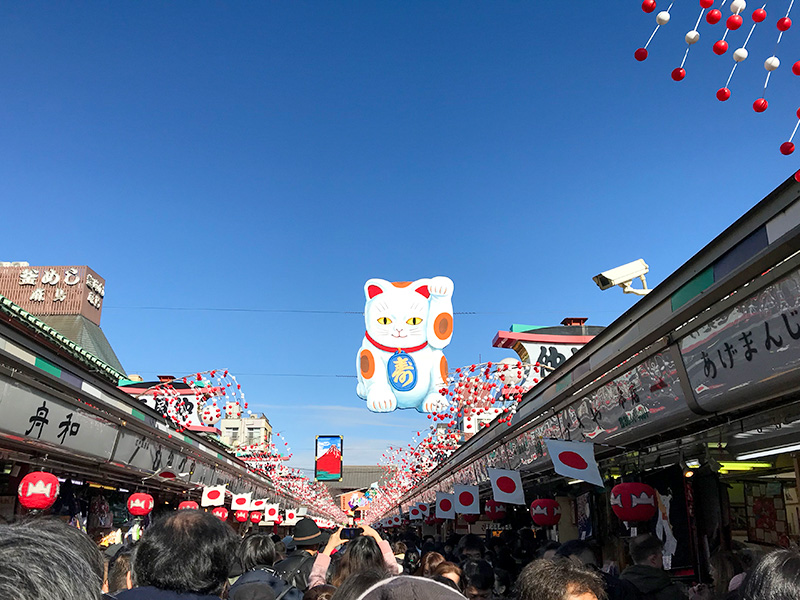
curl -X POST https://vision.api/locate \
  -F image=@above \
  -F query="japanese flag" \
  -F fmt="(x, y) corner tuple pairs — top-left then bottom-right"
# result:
(231, 492), (252, 511)
(418, 502), (430, 516)
(454, 485), (480, 514)
(251, 498), (268, 511)
(284, 508), (300, 525)
(544, 439), (604, 487)
(409, 504), (423, 520)
(436, 492), (456, 520)
(201, 485), (226, 507)
(488, 468), (525, 505)
(263, 504), (280, 521)
(391, 515), (401, 526)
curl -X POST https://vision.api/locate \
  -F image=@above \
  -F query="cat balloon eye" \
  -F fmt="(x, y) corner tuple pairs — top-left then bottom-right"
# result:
(378, 317), (392, 325)
(406, 317), (423, 325)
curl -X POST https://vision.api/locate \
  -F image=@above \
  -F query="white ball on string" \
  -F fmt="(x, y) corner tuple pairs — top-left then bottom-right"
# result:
(685, 30), (700, 45)
(765, 56), (781, 71)
(730, 0), (746, 13)
(656, 11), (671, 25)
(733, 48), (749, 62)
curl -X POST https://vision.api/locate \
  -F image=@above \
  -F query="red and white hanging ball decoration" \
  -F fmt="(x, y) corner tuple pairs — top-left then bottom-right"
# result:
(179, 500), (199, 510)
(610, 483), (658, 523)
(212, 507), (229, 521)
(127, 493), (155, 517)
(234, 510), (249, 522)
(18, 471), (60, 510)
(485, 500), (506, 521)
(199, 403), (221, 426)
(530, 499), (562, 527)
(250, 511), (263, 524)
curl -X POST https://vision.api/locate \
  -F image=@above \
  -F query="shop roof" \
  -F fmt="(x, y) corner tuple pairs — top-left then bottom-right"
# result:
(38, 314), (126, 375)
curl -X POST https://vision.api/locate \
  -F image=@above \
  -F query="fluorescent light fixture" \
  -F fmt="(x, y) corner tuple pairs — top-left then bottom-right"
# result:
(685, 460), (701, 468)
(719, 462), (772, 470)
(567, 479), (582, 485)
(737, 443), (800, 461)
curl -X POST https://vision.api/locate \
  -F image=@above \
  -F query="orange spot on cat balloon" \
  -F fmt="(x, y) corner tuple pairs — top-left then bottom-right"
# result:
(391, 281), (412, 288)
(360, 349), (375, 379)
(434, 313), (453, 340)
(440, 355), (448, 383)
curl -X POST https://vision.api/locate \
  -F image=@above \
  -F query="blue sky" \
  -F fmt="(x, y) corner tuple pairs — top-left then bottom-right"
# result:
(3, 2), (799, 473)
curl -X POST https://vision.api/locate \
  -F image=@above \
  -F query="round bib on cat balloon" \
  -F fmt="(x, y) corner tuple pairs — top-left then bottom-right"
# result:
(388, 351), (418, 392)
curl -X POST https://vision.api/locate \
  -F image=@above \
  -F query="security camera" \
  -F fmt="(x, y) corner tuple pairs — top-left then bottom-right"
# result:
(593, 259), (651, 296)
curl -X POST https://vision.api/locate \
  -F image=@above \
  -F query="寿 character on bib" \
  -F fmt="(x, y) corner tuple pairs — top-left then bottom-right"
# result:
(356, 276), (453, 413)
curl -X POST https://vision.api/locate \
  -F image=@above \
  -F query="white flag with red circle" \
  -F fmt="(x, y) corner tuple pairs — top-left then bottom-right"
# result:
(231, 492), (252, 511)
(436, 492), (455, 519)
(250, 498), (268, 511)
(409, 504), (423, 520)
(454, 485), (480, 514)
(544, 439), (604, 487)
(418, 502), (430, 516)
(488, 468), (525, 505)
(284, 508), (300, 525)
(263, 504), (280, 521)
(201, 485), (226, 507)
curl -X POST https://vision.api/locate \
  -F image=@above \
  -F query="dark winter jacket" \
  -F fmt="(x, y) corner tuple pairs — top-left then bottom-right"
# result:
(228, 566), (302, 600)
(620, 565), (687, 600)
(115, 586), (222, 600)
(271, 550), (316, 591)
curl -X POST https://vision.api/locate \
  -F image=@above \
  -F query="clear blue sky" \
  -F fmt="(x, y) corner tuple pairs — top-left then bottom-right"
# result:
(2, 2), (798, 473)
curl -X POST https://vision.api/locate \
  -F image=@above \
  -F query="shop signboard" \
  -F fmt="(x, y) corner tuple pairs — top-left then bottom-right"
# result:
(111, 429), (197, 481)
(0, 374), (118, 460)
(679, 266), (800, 413)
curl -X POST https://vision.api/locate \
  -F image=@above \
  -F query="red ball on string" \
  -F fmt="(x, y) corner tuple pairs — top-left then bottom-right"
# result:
(794, 169), (800, 182)
(778, 18), (793, 32)
(793, 62), (800, 75)
(780, 142), (795, 155)
(634, 48), (649, 61)
(753, 98), (768, 112)
(707, 9), (722, 24)
(727, 15), (743, 30)
(716, 87), (731, 101)
(642, 0), (656, 13)
(753, 8), (767, 22)
(713, 40), (729, 55)
(699, 0), (713, 7)
(796, 107), (800, 119)
(671, 68), (686, 81)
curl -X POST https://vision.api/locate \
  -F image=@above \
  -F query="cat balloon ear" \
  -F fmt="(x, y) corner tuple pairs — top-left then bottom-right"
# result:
(364, 279), (391, 300)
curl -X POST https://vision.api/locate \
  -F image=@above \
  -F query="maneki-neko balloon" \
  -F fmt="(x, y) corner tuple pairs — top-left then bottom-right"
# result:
(357, 277), (454, 413)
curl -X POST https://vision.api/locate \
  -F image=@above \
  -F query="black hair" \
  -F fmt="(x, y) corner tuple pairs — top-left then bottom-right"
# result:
(238, 532), (277, 571)
(0, 521), (103, 600)
(108, 545), (136, 593)
(461, 559), (495, 592)
(132, 509), (239, 595)
(516, 558), (607, 600)
(556, 539), (598, 566)
(331, 536), (388, 587)
(21, 517), (105, 582)
(330, 569), (389, 600)
(628, 534), (663, 565)
(740, 549), (800, 600)
(457, 533), (485, 560)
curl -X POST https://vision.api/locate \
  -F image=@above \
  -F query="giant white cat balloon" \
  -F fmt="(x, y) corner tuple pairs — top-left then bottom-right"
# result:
(356, 277), (454, 413)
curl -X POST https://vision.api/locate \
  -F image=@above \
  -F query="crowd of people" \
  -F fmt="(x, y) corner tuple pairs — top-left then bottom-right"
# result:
(1, 510), (798, 600)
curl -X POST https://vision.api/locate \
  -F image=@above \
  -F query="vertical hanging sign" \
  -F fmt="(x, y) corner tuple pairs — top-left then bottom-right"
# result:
(315, 435), (343, 482)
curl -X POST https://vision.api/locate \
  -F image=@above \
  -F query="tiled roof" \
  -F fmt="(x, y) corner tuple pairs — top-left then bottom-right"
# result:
(38, 315), (126, 375)
(323, 465), (384, 496)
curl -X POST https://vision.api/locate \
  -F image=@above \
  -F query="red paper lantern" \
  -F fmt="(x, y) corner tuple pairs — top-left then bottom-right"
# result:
(463, 514), (479, 524)
(18, 471), (59, 510)
(250, 511), (263, 524)
(610, 483), (657, 522)
(178, 501), (199, 510)
(234, 510), (249, 522)
(212, 507), (229, 521)
(127, 493), (154, 517)
(530, 499), (561, 527)
(275, 515), (283, 525)
(485, 500), (506, 521)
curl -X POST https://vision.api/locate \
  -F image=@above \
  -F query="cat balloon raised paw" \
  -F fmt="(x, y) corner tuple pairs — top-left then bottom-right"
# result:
(356, 277), (454, 413)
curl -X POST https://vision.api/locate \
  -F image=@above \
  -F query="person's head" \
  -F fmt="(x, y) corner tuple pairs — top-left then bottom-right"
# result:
(432, 561), (462, 590)
(293, 518), (323, 553)
(0, 520), (103, 600)
(709, 551), (744, 600)
(353, 575), (466, 600)
(415, 551), (445, 577)
(538, 541), (562, 560)
(628, 534), (664, 569)
(107, 545), (136, 593)
(132, 508), (239, 596)
(391, 541), (407, 556)
(230, 582), (277, 600)
(739, 549), (800, 600)
(458, 534), (486, 561)
(303, 584), (337, 600)
(516, 558), (607, 600)
(331, 569), (389, 600)
(556, 540), (598, 568)
(331, 536), (388, 587)
(461, 559), (495, 600)
(238, 532), (277, 571)
(22, 517), (105, 583)
(274, 540), (287, 561)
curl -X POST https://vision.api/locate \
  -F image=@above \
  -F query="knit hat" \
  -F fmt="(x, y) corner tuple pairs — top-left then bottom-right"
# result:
(292, 517), (323, 547)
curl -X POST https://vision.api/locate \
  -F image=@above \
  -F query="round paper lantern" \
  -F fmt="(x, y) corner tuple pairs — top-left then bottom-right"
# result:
(178, 500), (199, 510)
(610, 483), (657, 522)
(250, 511), (263, 524)
(463, 514), (479, 524)
(485, 500), (506, 521)
(275, 515), (283, 525)
(234, 510), (249, 522)
(530, 499), (561, 527)
(212, 507), (229, 521)
(127, 493), (154, 517)
(18, 471), (60, 510)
